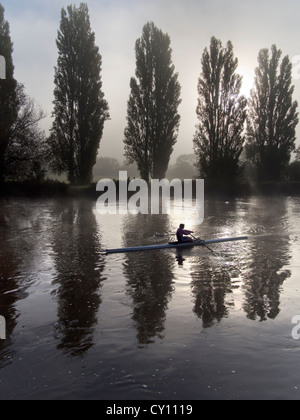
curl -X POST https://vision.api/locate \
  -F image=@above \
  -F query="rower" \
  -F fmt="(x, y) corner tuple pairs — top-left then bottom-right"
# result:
(176, 224), (194, 243)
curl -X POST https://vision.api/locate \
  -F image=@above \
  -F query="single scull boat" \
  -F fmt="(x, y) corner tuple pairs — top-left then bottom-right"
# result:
(105, 236), (248, 255)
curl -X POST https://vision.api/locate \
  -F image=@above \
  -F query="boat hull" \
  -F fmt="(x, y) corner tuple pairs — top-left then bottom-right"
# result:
(105, 236), (248, 255)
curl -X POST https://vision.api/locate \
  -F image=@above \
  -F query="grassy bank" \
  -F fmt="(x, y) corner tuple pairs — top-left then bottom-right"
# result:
(205, 181), (300, 198)
(0, 180), (70, 198)
(0, 179), (299, 200)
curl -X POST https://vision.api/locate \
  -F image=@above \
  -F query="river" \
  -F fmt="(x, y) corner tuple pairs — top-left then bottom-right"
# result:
(0, 195), (300, 400)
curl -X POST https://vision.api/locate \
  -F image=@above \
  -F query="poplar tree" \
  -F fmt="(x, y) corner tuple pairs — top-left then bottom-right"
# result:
(124, 22), (181, 182)
(49, 3), (109, 185)
(0, 4), (18, 182)
(194, 37), (247, 183)
(246, 45), (299, 181)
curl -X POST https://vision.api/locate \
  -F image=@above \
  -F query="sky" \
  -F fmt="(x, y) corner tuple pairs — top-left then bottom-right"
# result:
(2, 0), (300, 163)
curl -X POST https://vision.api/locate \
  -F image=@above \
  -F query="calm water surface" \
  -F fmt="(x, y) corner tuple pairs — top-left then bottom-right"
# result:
(0, 196), (300, 400)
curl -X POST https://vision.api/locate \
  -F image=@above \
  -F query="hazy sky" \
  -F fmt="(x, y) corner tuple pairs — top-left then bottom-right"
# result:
(2, 0), (300, 163)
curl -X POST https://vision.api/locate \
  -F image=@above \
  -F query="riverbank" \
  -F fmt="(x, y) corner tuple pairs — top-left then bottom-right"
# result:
(204, 180), (300, 197)
(0, 180), (70, 199)
(0, 179), (299, 199)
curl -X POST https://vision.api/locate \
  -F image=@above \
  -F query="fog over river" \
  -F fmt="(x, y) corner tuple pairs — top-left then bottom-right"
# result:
(0, 196), (300, 400)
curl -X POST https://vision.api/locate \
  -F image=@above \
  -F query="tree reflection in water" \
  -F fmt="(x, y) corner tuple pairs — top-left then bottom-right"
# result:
(122, 214), (175, 347)
(50, 199), (106, 356)
(190, 258), (232, 328)
(189, 197), (292, 326)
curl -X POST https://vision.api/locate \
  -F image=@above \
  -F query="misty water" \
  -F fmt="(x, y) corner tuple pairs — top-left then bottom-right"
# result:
(0, 195), (300, 400)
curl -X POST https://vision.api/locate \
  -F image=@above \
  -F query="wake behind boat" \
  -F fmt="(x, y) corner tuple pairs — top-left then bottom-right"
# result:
(105, 236), (248, 255)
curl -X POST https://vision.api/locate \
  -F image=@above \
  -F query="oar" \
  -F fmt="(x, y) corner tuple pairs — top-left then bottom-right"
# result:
(191, 234), (215, 253)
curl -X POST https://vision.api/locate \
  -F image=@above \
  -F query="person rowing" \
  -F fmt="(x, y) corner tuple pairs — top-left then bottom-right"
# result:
(176, 224), (194, 243)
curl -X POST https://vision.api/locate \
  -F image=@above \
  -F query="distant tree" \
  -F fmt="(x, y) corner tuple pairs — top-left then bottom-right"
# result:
(93, 157), (121, 179)
(166, 154), (197, 179)
(0, 4), (18, 182)
(246, 45), (299, 181)
(287, 161), (300, 182)
(194, 37), (247, 183)
(48, 3), (109, 185)
(124, 22), (181, 182)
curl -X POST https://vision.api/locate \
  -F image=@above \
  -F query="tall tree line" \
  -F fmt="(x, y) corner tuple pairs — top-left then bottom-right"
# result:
(194, 37), (247, 184)
(124, 22), (181, 182)
(246, 45), (299, 182)
(194, 37), (298, 185)
(48, 3), (109, 185)
(0, 4), (46, 183)
(0, 2), (110, 186)
(0, 1), (298, 186)
(0, 4), (17, 182)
